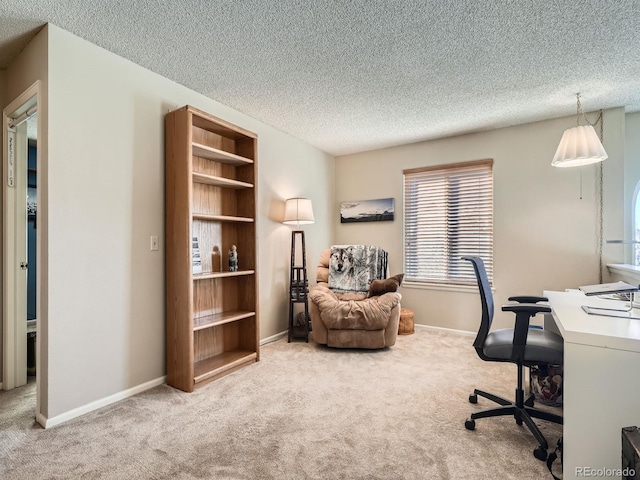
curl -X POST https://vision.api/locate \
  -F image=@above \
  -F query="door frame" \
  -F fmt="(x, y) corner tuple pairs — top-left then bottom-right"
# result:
(2, 81), (40, 417)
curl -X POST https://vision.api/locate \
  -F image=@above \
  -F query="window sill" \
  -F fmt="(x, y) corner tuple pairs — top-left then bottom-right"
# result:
(403, 281), (484, 294)
(607, 264), (640, 284)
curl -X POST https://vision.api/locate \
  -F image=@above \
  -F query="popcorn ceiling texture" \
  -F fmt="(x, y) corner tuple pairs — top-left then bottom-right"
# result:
(1, 0), (639, 155)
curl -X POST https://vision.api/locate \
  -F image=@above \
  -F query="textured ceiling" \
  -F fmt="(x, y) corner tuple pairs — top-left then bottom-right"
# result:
(1, 1), (640, 156)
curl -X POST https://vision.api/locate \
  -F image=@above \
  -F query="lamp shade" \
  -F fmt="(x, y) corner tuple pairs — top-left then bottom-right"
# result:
(551, 125), (608, 168)
(283, 198), (315, 225)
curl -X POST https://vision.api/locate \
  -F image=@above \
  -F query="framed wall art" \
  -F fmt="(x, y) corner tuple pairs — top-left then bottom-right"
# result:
(340, 198), (395, 223)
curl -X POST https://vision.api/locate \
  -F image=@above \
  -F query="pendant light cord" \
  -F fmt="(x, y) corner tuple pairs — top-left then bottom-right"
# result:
(597, 112), (604, 283)
(573, 93), (604, 282)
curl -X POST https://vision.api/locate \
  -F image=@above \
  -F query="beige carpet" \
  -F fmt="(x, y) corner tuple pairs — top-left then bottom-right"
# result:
(0, 329), (562, 479)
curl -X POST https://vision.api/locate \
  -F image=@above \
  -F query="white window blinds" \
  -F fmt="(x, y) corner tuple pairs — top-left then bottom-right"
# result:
(403, 159), (494, 285)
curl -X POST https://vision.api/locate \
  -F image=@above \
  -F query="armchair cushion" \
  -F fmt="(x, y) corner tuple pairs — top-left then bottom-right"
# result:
(309, 284), (401, 330)
(316, 249), (331, 283)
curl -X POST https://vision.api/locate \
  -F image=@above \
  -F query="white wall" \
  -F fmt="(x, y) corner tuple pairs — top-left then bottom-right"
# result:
(335, 110), (626, 332)
(601, 108), (626, 274)
(258, 137), (335, 340)
(39, 24), (333, 420)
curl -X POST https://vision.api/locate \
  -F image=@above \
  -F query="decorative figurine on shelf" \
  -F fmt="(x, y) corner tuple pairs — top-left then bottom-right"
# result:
(212, 246), (222, 272)
(228, 245), (238, 271)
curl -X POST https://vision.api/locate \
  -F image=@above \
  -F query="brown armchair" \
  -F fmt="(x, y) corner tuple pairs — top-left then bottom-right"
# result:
(309, 248), (401, 349)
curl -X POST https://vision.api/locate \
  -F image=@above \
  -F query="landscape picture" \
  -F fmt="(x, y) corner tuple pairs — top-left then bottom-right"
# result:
(340, 198), (395, 223)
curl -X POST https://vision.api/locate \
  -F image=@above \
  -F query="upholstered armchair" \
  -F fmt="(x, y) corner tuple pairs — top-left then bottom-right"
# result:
(309, 247), (402, 349)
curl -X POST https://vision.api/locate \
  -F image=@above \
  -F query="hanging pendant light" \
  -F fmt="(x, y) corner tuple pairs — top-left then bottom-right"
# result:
(551, 94), (608, 168)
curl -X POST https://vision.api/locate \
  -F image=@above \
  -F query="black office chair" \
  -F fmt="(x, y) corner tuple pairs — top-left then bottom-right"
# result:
(463, 256), (563, 461)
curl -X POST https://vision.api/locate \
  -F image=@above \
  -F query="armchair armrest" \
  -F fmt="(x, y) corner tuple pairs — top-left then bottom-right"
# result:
(508, 295), (548, 304)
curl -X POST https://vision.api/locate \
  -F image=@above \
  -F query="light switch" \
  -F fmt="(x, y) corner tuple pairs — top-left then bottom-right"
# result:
(150, 235), (159, 251)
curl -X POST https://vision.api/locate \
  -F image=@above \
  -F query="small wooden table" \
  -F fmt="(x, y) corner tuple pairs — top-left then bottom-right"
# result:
(398, 308), (415, 335)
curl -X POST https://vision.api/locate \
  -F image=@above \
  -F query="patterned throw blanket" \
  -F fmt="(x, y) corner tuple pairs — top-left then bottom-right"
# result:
(328, 245), (388, 293)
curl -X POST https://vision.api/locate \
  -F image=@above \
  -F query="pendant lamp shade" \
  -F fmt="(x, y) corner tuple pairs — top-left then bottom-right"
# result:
(283, 198), (315, 226)
(551, 125), (608, 168)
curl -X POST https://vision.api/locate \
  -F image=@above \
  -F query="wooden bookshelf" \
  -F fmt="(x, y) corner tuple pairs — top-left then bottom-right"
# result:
(165, 105), (259, 392)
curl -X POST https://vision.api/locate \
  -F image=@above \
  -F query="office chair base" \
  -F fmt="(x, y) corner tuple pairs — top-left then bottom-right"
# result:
(466, 388), (562, 461)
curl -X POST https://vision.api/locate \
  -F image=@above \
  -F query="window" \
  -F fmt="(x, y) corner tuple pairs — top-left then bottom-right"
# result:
(403, 159), (493, 286)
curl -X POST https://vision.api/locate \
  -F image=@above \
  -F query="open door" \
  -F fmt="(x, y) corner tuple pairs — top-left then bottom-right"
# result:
(3, 83), (38, 392)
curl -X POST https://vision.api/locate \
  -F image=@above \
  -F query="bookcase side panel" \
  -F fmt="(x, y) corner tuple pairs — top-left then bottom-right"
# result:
(166, 107), (195, 392)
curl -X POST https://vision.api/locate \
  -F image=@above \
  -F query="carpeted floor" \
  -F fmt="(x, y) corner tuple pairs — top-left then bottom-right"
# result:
(0, 329), (562, 479)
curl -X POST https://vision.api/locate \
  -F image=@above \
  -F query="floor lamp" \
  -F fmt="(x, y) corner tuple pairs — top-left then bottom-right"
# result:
(283, 198), (315, 342)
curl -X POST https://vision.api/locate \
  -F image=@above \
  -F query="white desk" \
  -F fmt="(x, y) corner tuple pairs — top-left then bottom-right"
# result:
(544, 290), (640, 480)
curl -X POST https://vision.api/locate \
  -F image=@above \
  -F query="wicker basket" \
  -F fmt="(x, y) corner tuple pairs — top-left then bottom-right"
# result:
(398, 308), (415, 335)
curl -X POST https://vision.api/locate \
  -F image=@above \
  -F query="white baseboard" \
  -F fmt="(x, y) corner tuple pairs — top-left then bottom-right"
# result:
(415, 323), (476, 337)
(261, 331), (287, 345)
(40, 375), (167, 429)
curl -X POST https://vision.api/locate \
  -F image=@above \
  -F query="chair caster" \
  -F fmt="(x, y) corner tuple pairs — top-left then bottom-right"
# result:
(533, 446), (548, 461)
(468, 393), (478, 404)
(524, 396), (534, 407)
(465, 418), (475, 430)
(516, 417), (523, 426)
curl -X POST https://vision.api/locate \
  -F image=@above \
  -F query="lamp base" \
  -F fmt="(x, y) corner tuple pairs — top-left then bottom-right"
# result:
(288, 230), (309, 342)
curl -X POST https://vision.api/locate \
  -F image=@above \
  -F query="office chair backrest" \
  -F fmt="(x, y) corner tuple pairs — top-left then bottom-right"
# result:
(463, 256), (493, 352)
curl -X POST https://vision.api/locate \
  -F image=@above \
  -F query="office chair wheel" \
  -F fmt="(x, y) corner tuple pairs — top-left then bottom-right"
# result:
(465, 418), (475, 430)
(516, 417), (523, 426)
(468, 393), (478, 404)
(533, 446), (548, 461)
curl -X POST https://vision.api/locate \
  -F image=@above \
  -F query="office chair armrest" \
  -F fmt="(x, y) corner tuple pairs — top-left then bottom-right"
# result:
(508, 295), (548, 304)
(502, 303), (553, 361)
(502, 303), (551, 315)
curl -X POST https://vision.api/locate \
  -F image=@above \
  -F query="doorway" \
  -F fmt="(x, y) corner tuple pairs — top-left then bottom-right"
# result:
(2, 82), (40, 421)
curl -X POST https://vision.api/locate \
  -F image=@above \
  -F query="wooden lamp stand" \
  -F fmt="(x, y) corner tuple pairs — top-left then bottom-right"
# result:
(283, 198), (314, 343)
(288, 230), (310, 342)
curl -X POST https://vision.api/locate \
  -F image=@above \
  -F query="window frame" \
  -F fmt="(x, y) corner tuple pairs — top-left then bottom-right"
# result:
(402, 159), (494, 288)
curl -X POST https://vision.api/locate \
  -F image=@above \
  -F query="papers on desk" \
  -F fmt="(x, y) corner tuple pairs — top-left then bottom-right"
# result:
(578, 281), (639, 296)
(581, 305), (640, 320)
